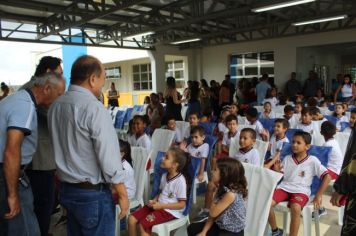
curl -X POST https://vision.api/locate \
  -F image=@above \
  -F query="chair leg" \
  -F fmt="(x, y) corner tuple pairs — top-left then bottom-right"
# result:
(302, 206), (312, 236)
(115, 206), (121, 236)
(282, 212), (290, 235)
(314, 209), (320, 236)
(193, 183), (197, 204)
(144, 173), (150, 202)
(338, 206), (345, 226)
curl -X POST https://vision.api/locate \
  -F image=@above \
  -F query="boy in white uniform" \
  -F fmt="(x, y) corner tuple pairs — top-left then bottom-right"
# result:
(283, 105), (298, 129)
(268, 131), (331, 236)
(295, 107), (320, 134)
(181, 126), (209, 182)
(184, 112), (200, 139)
(166, 115), (183, 145)
(245, 107), (269, 141)
(128, 115), (151, 149)
(233, 128), (260, 166)
(343, 109), (356, 133)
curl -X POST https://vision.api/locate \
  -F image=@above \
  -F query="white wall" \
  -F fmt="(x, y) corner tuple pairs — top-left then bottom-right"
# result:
(198, 28), (356, 89)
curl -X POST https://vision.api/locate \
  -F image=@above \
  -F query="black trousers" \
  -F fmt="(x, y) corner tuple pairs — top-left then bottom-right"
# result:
(342, 195), (356, 236)
(188, 221), (244, 236)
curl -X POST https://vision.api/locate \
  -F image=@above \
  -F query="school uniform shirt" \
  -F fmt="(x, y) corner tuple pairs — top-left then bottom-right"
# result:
(277, 155), (328, 197)
(233, 147), (260, 166)
(260, 111), (276, 119)
(246, 120), (265, 140)
(128, 133), (151, 150)
(187, 143), (209, 159)
(284, 114), (298, 129)
(269, 135), (289, 157)
(222, 130), (240, 147)
(122, 159), (136, 200)
(295, 121), (320, 134)
(218, 122), (228, 133)
(336, 116), (349, 130)
(323, 139), (343, 175)
(158, 173), (187, 218)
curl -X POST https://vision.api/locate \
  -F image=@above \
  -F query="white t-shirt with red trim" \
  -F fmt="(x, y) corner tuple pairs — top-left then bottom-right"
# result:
(277, 154), (328, 197)
(269, 134), (289, 157)
(295, 121), (320, 134)
(323, 138), (343, 175)
(222, 131), (240, 147)
(128, 133), (151, 150)
(233, 147), (260, 166)
(158, 173), (187, 218)
(187, 143), (209, 159)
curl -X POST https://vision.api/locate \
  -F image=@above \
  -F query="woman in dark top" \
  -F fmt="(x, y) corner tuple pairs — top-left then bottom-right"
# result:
(107, 82), (119, 107)
(187, 81), (201, 119)
(164, 76), (185, 121)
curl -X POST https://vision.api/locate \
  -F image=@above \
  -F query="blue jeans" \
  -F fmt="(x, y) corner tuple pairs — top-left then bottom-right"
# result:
(0, 168), (40, 236)
(60, 183), (115, 236)
(27, 170), (55, 236)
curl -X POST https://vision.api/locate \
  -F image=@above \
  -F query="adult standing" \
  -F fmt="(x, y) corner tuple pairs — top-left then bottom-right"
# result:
(0, 82), (9, 101)
(334, 74), (353, 103)
(187, 80), (201, 118)
(219, 80), (230, 108)
(164, 76), (185, 121)
(200, 79), (211, 112)
(303, 71), (322, 99)
(224, 74), (235, 104)
(284, 72), (301, 99)
(330, 127), (356, 236)
(256, 74), (271, 105)
(48, 55), (129, 235)
(20, 56), (63, 236)
(107, 82), (120, 107)
(0, 72), (65, 236)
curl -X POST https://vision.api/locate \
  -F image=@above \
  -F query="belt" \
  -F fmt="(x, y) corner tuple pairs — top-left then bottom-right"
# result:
(63, 182), (110, 190)
(0, 163), (26, 170)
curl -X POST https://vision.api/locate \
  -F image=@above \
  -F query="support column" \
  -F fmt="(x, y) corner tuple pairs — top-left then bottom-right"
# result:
(148, 50), (166, 93)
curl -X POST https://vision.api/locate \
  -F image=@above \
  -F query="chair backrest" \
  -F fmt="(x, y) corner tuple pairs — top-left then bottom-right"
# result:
(274, 105), (285, 114)
(311, 131), (325, 146)
(150, 129), (175, 170)
(254, 106), (264, 113)
(280, 143), (331, 195)
(175, 121), (190, 139)
(335, 132), (351, 157)
(237, 124), (256, 133)
(198, 122), (217, 136)
(242, 163), (283, 236)
(238, 116), (247, 125)
(285, 128), (302, 142)
(228, 136), (267, 166)
(275, 113), (284, 118)
(114, 110), (127, 129)
(131, 147), (150, 201)
(151, 151), (201, 216)
(340, 122), (350, 132)
(325, 115), (338, 125)
(123, 107), (133, 124)
(203, 135), (218, 171)
(258, 118), (276, 135)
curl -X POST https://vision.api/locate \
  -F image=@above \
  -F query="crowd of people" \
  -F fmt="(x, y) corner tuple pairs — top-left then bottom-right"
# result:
(0, 54), (355, 236)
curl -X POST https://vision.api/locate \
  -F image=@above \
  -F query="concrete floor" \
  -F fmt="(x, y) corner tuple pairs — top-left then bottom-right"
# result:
(50, 187), (342, 236)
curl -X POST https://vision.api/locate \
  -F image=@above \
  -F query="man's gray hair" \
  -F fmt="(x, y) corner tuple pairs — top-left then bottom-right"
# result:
(33, 72), (64, 87)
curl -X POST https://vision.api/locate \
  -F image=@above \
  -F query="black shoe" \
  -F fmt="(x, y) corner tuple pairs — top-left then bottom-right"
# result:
(271, 228), (283, 236)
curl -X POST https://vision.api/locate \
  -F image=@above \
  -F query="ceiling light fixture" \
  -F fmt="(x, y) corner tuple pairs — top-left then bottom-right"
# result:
(252, 0), (315, 13)
(293, 15), (348, 26)
(170, 38), (201, 45)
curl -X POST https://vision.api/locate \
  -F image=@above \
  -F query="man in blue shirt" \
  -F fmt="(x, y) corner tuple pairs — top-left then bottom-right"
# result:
(0, 72), (65, 236)
(256, 74), (271, 105)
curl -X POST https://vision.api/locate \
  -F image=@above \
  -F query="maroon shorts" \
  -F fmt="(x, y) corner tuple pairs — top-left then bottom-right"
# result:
(131, 205), (176, 233)
(327, 169), (347, 206)
(273, 189), (309, 209)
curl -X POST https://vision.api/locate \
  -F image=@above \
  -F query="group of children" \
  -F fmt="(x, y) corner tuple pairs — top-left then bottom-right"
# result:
(114, 99), (355, 236)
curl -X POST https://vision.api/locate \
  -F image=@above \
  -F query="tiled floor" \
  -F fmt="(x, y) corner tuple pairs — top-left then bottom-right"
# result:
(50, 190), (342, 236)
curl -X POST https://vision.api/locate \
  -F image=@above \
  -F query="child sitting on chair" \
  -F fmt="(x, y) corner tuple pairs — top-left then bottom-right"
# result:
(295, 107), (320, 134)
(217, 108), (230, 137)
(333, 103), (349, 131)
(260, 101), (276, 119)
(310, 107), (327, 122)
(343, 109), (356, 133)
(184, 112), (200, 139)
(267, 131), (331, 236)
(166, 115), (183, 145)
(283, 105), (298, 129)
(128, 115), (152, 150)
(180, 126), (209, 182)
(188, 158), (246, 236)
(265, 119), (289, 169)
(128, 147), (190, 236)
(233, 128), (260, 166)
(245, 107), (269, 141)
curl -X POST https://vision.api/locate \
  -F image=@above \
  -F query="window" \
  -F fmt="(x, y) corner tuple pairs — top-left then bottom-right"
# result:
(105, 67), (121, 79)
(132, 64), (152, 91)
(166, 60), (186, 90)
(230, 51), (274, 80)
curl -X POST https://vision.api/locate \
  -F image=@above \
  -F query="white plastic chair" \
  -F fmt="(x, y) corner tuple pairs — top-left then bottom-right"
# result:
(115, 147), (150, 236)
(274, 105), (285, 114)
(229, 137), (268, 166)
(335, 132), (351, 156)
(311, 131), (324, 146)
(242, 163), (283, 236)
(275, 112), (284, 118)
(176, 121), (190, 139)
(237, 124), (256, 133)
(254, 106), (264, 113)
